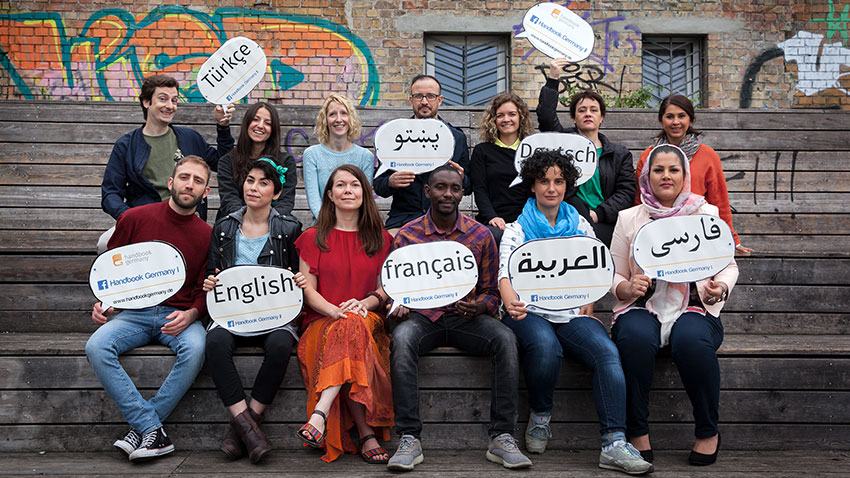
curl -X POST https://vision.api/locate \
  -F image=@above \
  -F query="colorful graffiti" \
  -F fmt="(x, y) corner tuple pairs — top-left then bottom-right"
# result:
(811, 0), (850, 46)
(0, 7), (380, 105)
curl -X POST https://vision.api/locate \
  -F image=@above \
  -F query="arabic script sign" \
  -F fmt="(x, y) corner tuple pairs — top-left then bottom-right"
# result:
(374, 118), (456, 176)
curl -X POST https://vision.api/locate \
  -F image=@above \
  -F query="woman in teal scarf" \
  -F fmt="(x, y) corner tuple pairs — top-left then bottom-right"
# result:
(497, 149), (652, 475)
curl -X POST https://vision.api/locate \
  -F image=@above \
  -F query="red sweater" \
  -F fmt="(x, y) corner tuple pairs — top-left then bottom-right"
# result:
(635, 144), (740, 245)
(108, 201), (212, 315)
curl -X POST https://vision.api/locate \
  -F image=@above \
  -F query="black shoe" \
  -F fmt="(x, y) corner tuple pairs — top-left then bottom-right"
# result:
(129, 427), (175, 461)
(113, 429), (141, 456)
(688, 434), (720, 466)
(639, 449), (654, 463)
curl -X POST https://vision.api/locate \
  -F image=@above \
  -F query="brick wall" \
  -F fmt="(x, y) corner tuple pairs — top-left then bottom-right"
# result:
(1, 0), (848, 109)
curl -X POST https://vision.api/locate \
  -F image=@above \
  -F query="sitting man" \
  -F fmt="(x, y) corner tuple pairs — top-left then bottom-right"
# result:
(386, 164), (531, 471)
(99, 74), (233, 251)
(86, 156), (212, 461)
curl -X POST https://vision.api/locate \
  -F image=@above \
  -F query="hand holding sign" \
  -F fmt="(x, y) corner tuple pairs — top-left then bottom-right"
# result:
(197, 37), (267, 106)
(381, 242), (478, 315)
(508, 236), (613, 318)
(633, 214), (735, 283)
(516, 3), (595, 61)
(374, 118), (456, 178)
(89, 241), (186, 310)
(510, 133), (597, 187)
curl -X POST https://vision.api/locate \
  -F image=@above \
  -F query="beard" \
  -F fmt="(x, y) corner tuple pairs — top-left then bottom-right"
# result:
(170, 187), (203, 210)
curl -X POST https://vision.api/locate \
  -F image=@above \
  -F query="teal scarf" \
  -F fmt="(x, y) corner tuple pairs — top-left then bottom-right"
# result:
(516, 197), (583, 240)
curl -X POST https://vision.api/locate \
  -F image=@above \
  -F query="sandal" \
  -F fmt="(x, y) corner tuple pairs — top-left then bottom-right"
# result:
(359, 433), (389, 464)
(296, 409), (327, 448)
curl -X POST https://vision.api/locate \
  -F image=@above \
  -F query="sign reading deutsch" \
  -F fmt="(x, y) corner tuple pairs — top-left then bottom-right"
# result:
(509, 132), (598, 187)
(89, 241), (186, 309)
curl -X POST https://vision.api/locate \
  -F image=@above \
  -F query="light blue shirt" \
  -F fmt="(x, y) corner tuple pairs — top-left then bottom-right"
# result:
(302, 143), (375, 220)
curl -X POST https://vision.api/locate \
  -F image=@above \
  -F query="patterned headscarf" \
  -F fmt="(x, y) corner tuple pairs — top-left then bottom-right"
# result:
(639, 144), (705, 219)
(654, 132), (702, 161)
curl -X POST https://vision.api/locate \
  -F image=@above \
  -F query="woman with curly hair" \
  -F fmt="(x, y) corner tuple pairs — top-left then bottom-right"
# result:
(498, 149), (652, 475)
(302, 94), (375, 222)
(469, 92), (534, 244)
(294, 164), (393, 464)
(215, 102), (297, 221)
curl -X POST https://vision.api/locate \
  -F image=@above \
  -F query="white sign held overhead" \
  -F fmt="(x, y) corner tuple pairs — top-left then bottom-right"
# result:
(516, 3), (595, 61)
(197, 36), (267, 105)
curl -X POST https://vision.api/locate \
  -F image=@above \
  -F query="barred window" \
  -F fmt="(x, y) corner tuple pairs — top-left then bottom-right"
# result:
(642, 35), (705, 107)
(425, 34), (509, 106)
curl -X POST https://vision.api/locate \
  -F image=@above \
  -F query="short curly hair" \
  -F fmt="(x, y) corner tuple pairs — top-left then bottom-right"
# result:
(478, 92), (533, 143)
(519, 148), (580, 197)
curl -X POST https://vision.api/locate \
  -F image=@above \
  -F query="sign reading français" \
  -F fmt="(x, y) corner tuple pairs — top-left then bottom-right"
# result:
(374, 118), (456, 177)
(633, 214), (735, 283)
(515, 3), (595, 61)
(381, 242), (477, 314)
(206, 265), (303, 334)
(89, 241), (186, 310)
(508, 236), (613, 316)
(197, 36), (267, 105)
(509, 132), (597, 187)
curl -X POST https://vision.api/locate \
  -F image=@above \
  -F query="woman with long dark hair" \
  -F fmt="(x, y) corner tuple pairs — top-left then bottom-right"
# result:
(215, 102), (297, 221)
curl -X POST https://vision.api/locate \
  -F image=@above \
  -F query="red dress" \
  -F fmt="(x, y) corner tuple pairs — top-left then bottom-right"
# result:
(294, 228), (394, 462)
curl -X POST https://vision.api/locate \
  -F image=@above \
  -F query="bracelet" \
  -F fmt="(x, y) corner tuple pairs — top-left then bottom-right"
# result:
(365, 291), (386, 310)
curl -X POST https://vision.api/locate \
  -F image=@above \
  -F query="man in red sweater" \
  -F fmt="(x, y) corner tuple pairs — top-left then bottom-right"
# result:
(86, 156), (212, 461)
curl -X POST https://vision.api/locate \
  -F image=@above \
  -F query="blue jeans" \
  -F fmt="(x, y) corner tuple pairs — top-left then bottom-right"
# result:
(504, 312), (627, 440)
(611, 309), (723, 439)
(85, 306), (206, 434)
(390, 311), (519, 439)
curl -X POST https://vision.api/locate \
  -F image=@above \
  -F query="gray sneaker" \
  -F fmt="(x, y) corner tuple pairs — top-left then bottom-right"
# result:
(486, 433), (532, 469)
(599, 441), (654, 475)
(387, 434), (424, 471)
(525, 412), (552, 454)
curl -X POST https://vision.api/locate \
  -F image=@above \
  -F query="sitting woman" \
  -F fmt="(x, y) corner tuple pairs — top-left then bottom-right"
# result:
(203, 158), (303, 463)
(498, 149), (653, 475)
(302, 93), (375, 222)
(469, 92), (534, 244)
(537, 58), (636, 246)
(634, 94), (752, 254)
(216, 102), (297, 221)
(611, 144), (739, 466)
(294, 164), (393, 464)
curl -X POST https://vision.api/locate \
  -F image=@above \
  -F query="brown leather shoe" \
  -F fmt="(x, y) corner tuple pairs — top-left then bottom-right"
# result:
(219, 424), (244, 459)
(231, 409), (272, 463)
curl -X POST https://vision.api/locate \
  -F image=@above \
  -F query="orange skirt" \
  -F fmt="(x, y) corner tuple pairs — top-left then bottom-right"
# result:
(297, 311), (393, 462)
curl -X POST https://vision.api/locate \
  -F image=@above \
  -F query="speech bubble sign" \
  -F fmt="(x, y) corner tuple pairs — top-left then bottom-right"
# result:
(381, 242), (478, 314)
(509, 132), (597, 187)
(508, 236), (613, 314)
(515, 3), (595, 61)
(89, 241), (186, 310)
(197, 36), (267, 105)
(374, 118), (456, 177)
(633, 214), (735, 284)
(206, 265), (303, 334)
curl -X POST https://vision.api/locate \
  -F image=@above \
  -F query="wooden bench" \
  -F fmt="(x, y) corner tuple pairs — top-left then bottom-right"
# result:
(0, 102), (848, 452)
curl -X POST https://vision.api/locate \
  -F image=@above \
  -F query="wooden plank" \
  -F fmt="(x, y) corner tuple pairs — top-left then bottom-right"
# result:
(3, 355), (847, 391)
(734, 234), (850, 256)
(733, 214), (850, 235)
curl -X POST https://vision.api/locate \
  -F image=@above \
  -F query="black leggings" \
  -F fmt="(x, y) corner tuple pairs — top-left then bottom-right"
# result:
(205, 327), (295, 407)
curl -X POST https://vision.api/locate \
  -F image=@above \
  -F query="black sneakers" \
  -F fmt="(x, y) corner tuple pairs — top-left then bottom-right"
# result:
(128, 427), (175, 461)
(113, 429), (141, 456)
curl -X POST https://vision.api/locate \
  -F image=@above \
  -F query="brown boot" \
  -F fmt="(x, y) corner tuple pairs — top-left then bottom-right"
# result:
(219, 423), (245, 459)
(231, 409), (272, 463)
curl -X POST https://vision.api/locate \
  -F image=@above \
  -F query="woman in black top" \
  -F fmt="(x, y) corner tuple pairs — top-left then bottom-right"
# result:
(469, 92), (534, 244)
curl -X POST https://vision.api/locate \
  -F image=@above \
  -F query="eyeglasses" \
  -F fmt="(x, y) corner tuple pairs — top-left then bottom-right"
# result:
(411, 93), (439, 102)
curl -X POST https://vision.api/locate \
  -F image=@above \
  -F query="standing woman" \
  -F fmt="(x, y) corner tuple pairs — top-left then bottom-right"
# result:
(611, 145), (739, 466)
(303, 93), (375, 222)
(294, 164), (393, 464)
(634, 94), (753, 254)
(498, 149), (653, 475)
(537, 58), (636, 246)
(204, 158), (303, 463)
(469, 92), (534, 244)
(215, 102), (297, 222)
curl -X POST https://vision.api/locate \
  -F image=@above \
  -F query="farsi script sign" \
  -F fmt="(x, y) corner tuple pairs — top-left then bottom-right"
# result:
(207, 265), (303, 334)
(381, 242), (477, 314)
(89, 241), (186, 310)
(197, 36), (267, 105)
(633, 214), (735, 283)
(374, 118), (456, 176)
(508, 236), (613, 314)
(515, 2), (595, 61)
(510, 132), (598, 187)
